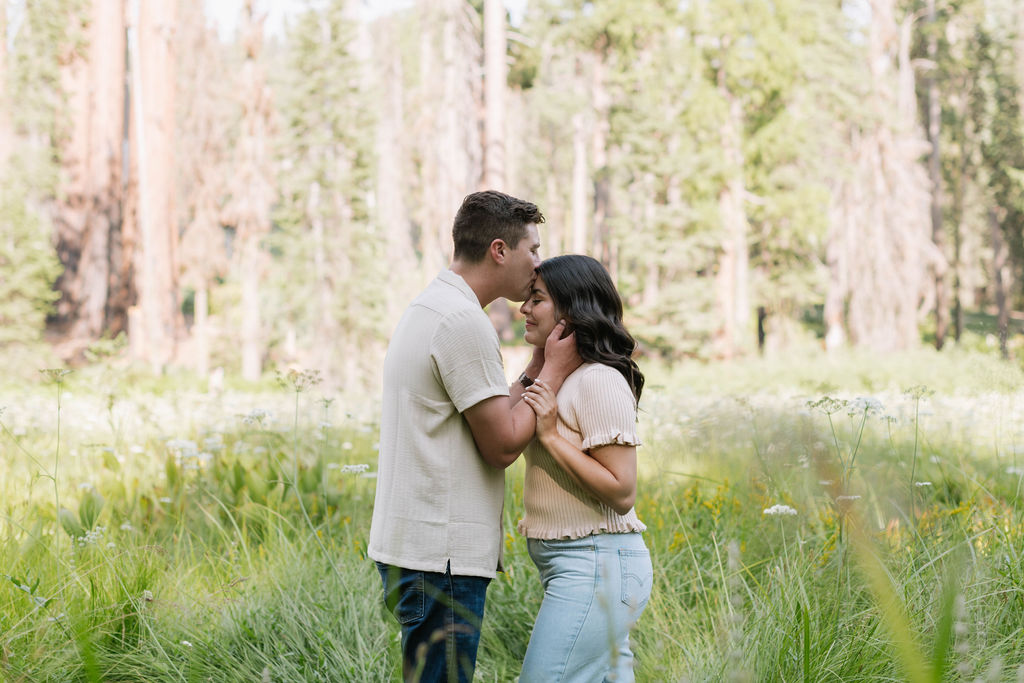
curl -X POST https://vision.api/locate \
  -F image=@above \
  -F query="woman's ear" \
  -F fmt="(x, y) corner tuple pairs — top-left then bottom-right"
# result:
(559, 317), (573, 339)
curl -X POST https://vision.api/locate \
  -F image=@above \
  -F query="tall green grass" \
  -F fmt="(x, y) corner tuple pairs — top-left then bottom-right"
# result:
(2, 351), (1024, 681)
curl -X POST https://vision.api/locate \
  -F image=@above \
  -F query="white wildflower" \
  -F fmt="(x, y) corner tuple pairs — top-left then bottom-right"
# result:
(763, 504), (797, 517)
(326, 463), (340, 470)
(836, 495), (861, 502)
(203, 435), (224, 452)
(120, 521), (133, 531)
(1007, 466), (1024, 476)
(242, 408), (271, 426)
(341, 464), (370, 474)
(159, 497), (172, 504)
(848, 396), (883, 417)
(141, 590), (154, 602)
(818, 480), (834, 486)
(342, 441), (354, 450)
(167, 439), (198, 457)
(130, 445), (144, 454)
(914, 481), (933, 487)
(181, 640), (192, 648)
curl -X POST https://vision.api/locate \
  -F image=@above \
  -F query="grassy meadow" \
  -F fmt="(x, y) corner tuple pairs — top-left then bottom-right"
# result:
(2, 348), (1024, 681)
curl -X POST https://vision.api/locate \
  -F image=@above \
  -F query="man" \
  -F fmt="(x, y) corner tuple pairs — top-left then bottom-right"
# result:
(368, 190), (580, 682)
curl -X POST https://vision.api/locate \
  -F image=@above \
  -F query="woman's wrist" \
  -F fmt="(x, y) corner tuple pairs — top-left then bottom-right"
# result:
(524, 362), (544, 381)
(537, 429), (560, 449)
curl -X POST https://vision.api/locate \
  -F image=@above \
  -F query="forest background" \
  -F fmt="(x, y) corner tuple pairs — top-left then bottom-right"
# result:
(4, 0), (1024, 386)
(5, 1), (1024, 680)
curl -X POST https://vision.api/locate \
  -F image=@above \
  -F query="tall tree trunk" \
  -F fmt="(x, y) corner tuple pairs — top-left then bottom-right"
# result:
(483, 0), (505, 189)
(713, 72), (751, 359)
(825, 189), (850, 350)
(54, 0), (125, 350)
(543, 134), (564, 257)
(225, 2), (275, 382)
(483, 0), (516, 334)
(195, 286), (209, 378)
(374, 33), (416, 323)
(571, 108), (588, 254)
(440, 0), (481, 255)
(590, 54), (610, 265)
(925, 0), (949, 350)
(826, 0), (930, 352)
(128, 0), (178, 369)
(953, 160), (965, 343)
(989, 208), (1010, 359)
(177, 0), (230, 378)
(415, 0), (481, 276)
(416, 13), (443, 277)
(641, 180), (659, 309)
(239, 238), (263, 379)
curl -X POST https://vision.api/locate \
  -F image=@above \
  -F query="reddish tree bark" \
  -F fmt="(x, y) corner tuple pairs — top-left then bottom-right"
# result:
(128, 0), (180, 368)
(53, 0), (126, 352)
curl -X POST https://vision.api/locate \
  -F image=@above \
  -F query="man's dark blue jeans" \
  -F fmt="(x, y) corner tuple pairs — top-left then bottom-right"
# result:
(376, 561), (490, 683)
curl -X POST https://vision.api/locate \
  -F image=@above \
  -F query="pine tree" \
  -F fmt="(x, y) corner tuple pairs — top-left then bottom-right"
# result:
(0, 0), (82, 348)
(269, 0), (383, 388)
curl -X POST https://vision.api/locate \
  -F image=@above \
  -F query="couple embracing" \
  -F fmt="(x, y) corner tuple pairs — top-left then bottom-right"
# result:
(368, 191), (653, 682)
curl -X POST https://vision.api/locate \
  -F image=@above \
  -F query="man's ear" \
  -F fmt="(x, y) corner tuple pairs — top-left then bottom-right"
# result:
(488, 238), (507, 264)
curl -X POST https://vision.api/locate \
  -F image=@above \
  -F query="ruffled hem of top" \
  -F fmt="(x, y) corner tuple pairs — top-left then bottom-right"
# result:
(580, 431), (641, 451)
(516, 517), (647, 540)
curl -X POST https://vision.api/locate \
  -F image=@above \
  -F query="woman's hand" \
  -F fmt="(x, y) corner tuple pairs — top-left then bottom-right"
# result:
(523, 379), (558, 439)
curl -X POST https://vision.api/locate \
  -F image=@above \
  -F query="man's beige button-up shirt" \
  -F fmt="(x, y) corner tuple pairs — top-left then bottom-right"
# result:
(368, 270), (511, 578)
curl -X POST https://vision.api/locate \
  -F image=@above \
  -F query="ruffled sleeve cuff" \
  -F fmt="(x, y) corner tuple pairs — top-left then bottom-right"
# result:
(581, 431), (641, 451)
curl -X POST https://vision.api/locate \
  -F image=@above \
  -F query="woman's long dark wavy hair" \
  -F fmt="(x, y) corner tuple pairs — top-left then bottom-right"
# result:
(536, 254), (644, 403)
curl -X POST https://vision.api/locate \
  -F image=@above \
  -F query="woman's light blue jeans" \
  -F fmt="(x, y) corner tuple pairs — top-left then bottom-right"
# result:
(519, 532), (653, 682)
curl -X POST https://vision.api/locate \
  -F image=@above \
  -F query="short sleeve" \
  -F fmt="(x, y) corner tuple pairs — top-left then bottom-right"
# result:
(431, 308), (510, 413)
(572, 366), (640, 451)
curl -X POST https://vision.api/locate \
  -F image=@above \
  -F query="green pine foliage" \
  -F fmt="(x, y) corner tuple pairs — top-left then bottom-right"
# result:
(0, 0), (85, 347)
(267, 0), (386, 380)
(516, 0), (863, 358)
(9, 0), (88, 193)
(0, 180), (61, 346)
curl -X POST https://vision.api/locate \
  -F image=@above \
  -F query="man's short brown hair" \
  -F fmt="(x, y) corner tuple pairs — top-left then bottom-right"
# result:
(452, 191), (545, 263)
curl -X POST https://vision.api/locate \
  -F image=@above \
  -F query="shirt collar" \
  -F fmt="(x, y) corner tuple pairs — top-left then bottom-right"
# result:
(438, 269), (483, 307)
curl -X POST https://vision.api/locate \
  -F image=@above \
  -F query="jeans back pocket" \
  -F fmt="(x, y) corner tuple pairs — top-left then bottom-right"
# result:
(618, 549), (652, 613)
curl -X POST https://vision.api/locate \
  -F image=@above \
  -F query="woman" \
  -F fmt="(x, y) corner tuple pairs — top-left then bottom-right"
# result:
(518, 254), (653, 682)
